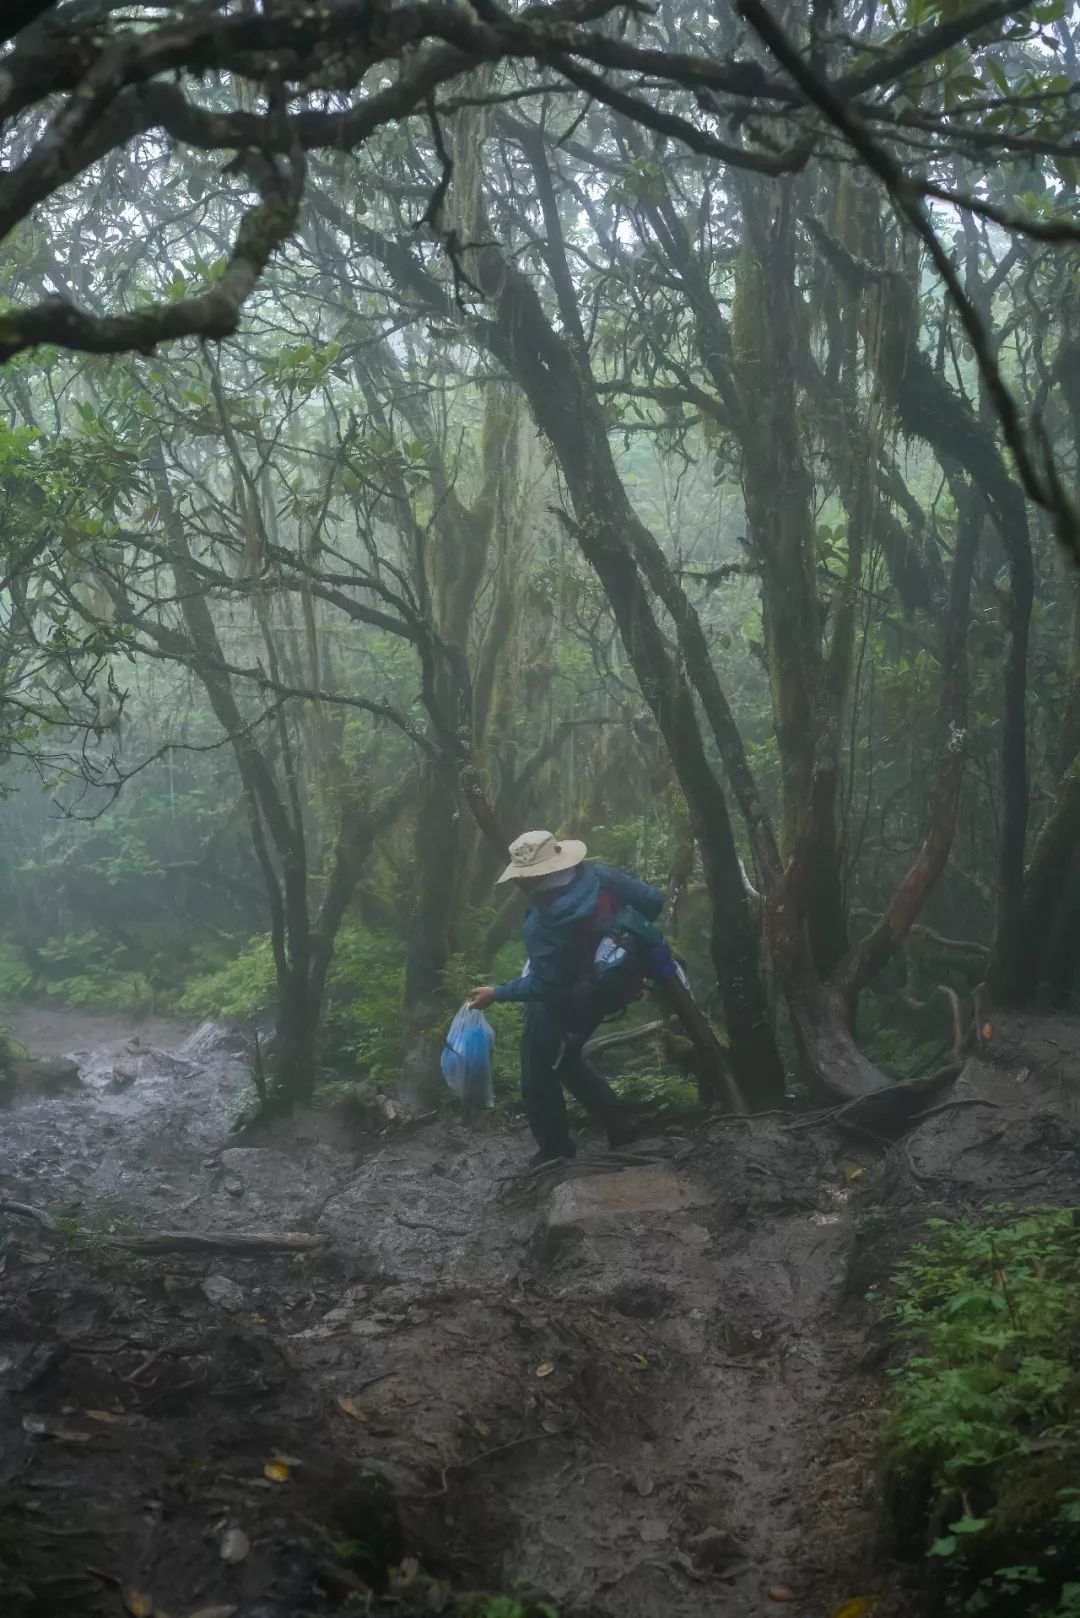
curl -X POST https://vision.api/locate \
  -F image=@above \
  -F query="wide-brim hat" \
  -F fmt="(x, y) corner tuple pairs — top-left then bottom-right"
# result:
(496, 829), (588, 885)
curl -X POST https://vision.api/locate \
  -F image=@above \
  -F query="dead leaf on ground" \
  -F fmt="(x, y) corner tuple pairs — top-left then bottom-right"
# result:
(831, 1599), (875, 1618)
(189, 1607), (239, 1618)
(219, 1528), (250, 1564)
(535, 1362), (555, 1379)
(471, 1419), (491, 1438)
(767, 1587), (794, 1604)
(86, 1408), (122, 1423)
(336, 1394), (367, 1421)
(123, 1589), (154, 1618)
(982, 1022), (993, 1042)
(264, 1460), (290, 1483)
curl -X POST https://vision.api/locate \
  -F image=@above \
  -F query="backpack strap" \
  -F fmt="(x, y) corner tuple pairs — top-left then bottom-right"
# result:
(576, 885), (619, 971)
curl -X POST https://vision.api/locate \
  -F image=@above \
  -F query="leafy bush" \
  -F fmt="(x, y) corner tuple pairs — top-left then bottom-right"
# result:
(611, 1061), (697, 1113)
(0, 929), (156, 1011)
(323, 925), (405, 1074)
(883, 1207), (1080, 1616)
(0, 937), (36, 1000)
(180, 933), (278, 1020)
(470, 1598), (558, 1618)
(34, 930), (155, 1011)
(182, 924), (407, 1079)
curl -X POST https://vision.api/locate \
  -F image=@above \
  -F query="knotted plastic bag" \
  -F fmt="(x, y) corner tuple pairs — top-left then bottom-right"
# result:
(441, 1004), (495, 1109)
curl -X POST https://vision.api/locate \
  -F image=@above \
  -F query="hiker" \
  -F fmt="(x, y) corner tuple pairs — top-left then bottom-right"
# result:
(468, 830), (669, 1162)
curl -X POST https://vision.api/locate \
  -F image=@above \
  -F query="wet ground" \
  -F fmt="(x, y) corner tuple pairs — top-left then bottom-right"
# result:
(1, 1005), (1078, 1618)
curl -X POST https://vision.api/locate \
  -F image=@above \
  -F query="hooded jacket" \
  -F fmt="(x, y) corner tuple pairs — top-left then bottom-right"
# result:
(491, 862), (664, 1006)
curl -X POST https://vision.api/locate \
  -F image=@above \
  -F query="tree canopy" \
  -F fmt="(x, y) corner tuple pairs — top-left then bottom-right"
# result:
(3, 0), (1080, 1106)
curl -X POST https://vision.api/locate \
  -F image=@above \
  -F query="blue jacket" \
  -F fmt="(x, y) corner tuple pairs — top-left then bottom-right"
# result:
(492, 862), (664, 1006)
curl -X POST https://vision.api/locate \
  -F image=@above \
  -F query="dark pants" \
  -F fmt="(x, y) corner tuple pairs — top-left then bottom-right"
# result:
(521, 1001), (624, 1158)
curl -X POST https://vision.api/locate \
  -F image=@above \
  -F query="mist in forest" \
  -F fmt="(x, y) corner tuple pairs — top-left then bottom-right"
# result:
(2, 4), (1080, 1617)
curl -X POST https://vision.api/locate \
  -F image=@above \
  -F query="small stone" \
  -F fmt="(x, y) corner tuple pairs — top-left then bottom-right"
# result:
(219, 1526), (250, 1563)
(223, 1178), (244, 1198)
(202, 1274), (245, 1311)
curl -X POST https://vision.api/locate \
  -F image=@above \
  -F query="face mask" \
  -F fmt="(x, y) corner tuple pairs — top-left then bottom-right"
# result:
(531, 866), (580, 893)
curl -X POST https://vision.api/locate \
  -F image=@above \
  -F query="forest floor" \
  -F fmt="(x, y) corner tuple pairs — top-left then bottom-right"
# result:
(1, 1006), (1079, 1618)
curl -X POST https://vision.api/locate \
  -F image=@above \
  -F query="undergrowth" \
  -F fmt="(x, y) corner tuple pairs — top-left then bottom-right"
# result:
(1, 915), (702, 1123)
(0, 930), (155, 1011)
(883, 1206), (1080, 1617)
(181, 924), (409, 1080)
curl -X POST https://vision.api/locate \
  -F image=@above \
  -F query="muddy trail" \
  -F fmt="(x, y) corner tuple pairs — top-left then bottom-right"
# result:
(1, 1006), (1079, 1618)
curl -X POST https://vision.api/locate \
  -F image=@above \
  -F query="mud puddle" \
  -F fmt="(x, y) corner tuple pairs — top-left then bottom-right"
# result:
(2, 1005), (1077, 1617)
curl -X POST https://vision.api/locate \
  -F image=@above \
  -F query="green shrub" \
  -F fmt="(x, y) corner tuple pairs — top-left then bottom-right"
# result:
(181, 924), (407, 1079)
(323, 924), (406, 1075)
(883, 1207), (1080, 1616)
(470, 1598), (559, 1618)
(0, 937), (37, 999)
(180, 933), (278, 1020)
(39, 932), (154, 1011)
(0, 929), (162, 1012)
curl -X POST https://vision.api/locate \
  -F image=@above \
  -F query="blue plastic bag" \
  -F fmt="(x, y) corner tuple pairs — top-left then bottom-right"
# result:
(441, 1004), (495, 1109)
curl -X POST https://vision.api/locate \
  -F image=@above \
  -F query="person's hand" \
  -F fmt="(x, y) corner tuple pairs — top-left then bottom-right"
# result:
(468, 985), (495, 1010)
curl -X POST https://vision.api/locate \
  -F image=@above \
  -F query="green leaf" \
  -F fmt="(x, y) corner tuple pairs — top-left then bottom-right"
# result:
(949, 1516), (990, 1535)
(985, 57), (1010, 95)
(930, 1536), (957, 1558)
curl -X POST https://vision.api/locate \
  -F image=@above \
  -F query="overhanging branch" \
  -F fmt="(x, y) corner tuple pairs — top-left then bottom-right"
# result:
(0, 150), (304, 363)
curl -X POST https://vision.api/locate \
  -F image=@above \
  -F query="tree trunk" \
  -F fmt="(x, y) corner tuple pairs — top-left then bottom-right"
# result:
(1043, 851), (1080, 1009)
(837, 480), (980, 1004)
(473, 249), (786, 1104)
(399, 754), (462, 1104)
(1008, 746), (1080, 1000)
(148, 450), (316, 1105)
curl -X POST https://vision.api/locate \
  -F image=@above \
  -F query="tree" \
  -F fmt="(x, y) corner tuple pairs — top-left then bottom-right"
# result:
(6, 0), (1080, 1105)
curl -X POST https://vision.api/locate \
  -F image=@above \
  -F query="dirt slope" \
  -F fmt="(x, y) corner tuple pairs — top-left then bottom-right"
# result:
(1, 1007), (1077, 1618)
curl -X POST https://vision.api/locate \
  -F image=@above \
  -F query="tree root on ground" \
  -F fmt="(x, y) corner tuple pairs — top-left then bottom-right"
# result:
(0, 1211), (326, 1253)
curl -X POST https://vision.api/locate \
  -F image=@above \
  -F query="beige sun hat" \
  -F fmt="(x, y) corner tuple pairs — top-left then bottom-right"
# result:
(496, 829), (588, 885)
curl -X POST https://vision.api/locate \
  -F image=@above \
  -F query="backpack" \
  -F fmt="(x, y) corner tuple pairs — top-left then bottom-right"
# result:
(575, 887), (662, 1016)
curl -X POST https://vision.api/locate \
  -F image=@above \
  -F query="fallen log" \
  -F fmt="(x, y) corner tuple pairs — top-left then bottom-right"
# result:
(106, 1230), (326, 1255)
(3, 1202), (326, 1253)
(0, 1200), (59, 1231)
(583, 1020), (663, 1056)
